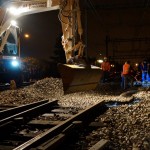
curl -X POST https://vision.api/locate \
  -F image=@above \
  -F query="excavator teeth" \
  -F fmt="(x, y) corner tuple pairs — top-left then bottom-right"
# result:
(58, 63), (102, 94)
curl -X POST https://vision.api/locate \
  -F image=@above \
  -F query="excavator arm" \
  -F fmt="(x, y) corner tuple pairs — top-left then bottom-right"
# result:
(58, 0), (84, 62)
(0, 0), (102, 94)
(57, 0), (102, 93)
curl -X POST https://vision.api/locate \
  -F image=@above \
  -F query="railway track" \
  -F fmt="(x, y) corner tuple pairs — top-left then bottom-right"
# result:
(0, 99), (79, 150)
(0, 98), (108, 150)
(0, 96), (141, 150)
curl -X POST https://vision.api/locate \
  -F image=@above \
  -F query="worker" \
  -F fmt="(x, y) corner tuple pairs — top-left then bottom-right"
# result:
(10, 80), (16, 90)
(140, 59), (149, 83)
(121, 71), (124, 88)
(101, 57), (111, 83)
(122, 61), (133, 89)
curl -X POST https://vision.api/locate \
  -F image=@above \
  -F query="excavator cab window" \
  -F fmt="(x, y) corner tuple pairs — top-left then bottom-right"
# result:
(3, 33), (18, 56)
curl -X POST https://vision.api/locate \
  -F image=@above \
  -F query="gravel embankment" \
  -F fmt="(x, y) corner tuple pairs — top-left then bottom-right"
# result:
(0, 77), (149, 150)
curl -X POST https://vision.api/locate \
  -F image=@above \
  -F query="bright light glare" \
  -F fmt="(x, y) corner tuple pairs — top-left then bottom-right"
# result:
(8, 7), (19, 16)
(11, 60), (19, 67)
(12, 57), (16, 60)
(8, 7), (28, 16)
(97, 59), (103, 63)
(111, 64), (115, 67)
(24, 34), (30, 38)
(11, 20), (17, 26)
(135, 63), (138, 66)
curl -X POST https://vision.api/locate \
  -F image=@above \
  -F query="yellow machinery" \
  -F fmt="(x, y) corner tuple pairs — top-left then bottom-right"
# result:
(0, 0), (102, 93)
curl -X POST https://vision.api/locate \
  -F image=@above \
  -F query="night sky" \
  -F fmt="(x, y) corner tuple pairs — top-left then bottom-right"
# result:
(18, 10), (62, 60)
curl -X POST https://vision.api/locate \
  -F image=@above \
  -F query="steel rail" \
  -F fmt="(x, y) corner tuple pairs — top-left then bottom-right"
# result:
(0, 100), (58, 126)
(0, 99), (49, 120)
(14, 101), (107, 150)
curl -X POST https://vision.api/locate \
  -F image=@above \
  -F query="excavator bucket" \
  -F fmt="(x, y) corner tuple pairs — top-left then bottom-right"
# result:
(58, 63), (102, 94)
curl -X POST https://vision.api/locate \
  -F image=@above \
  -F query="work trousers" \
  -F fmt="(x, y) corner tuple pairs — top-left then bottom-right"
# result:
(122, 74), (133, 89)
(142, 71), (149, 82)
(102, 71), (110, 83)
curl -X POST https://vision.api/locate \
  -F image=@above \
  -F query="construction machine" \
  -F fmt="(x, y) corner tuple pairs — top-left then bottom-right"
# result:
(0, 0), (102, 93)
(0, 13), (22, 84)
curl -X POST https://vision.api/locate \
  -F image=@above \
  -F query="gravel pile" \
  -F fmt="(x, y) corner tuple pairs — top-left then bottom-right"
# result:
(84, 90), (150, 150)
(0, 77), (63, 105)
(0, 77), (149, 149)
(0, 77), (137, 107)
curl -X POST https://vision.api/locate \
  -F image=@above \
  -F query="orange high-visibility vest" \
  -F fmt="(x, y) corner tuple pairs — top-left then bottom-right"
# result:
(123, 63), (130, 75)
(101, 62), (111, 71)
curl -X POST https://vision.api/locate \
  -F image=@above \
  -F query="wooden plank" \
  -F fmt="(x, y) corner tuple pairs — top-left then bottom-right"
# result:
(28, 120), (64, 126)
(89, 139), (109, 150)
(51, 109), (69, 113)
(57, 113), (73, 117)
(42, 113), (54, 117)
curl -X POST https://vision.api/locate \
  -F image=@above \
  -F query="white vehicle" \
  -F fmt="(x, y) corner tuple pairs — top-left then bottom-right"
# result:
(0, 0), (101, 93)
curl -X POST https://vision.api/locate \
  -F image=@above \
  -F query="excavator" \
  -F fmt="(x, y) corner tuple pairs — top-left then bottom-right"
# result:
(0, 0), (102, 94)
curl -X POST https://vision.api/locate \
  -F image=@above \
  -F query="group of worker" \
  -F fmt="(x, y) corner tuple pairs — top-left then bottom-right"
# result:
(101, 57), (150, 89)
